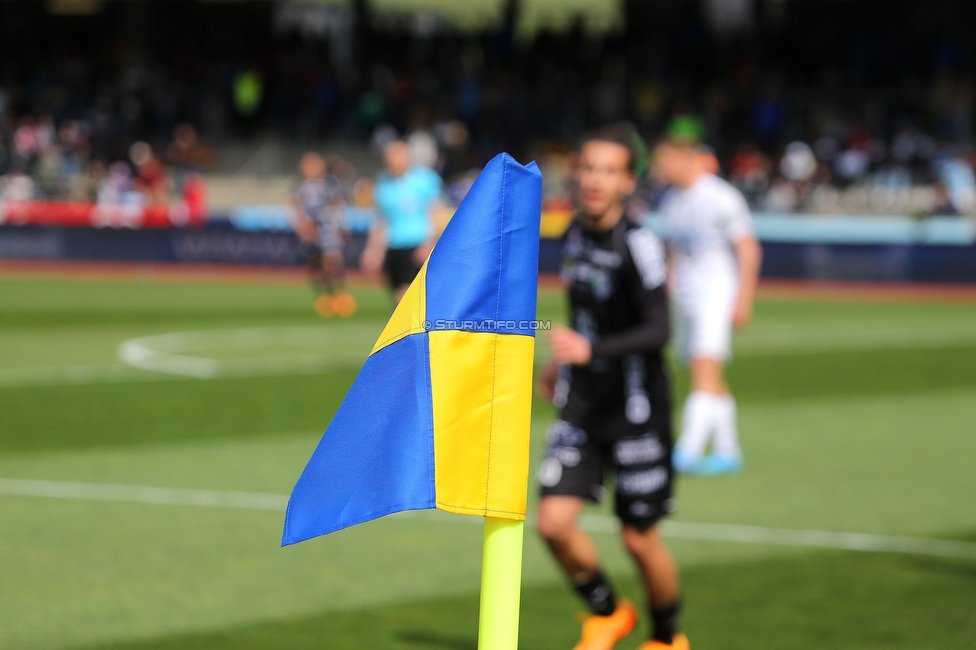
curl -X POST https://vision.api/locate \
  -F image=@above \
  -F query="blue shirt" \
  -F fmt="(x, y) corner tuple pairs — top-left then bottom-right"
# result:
(374, 166), (443, 250)
(344, 205), (377, 234)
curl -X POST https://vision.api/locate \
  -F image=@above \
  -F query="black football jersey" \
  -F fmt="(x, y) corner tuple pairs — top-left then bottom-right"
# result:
(554, 215), (672, 432)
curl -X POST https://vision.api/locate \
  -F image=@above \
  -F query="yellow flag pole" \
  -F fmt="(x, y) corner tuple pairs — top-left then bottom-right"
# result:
(477, 517), (525, 649)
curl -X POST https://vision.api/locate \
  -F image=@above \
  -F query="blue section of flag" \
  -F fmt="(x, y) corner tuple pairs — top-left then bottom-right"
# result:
(281, 333), (435, 545)
(426, 154), (542, 336)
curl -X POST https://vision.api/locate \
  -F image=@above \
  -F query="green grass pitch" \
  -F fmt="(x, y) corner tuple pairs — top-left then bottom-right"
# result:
(1, 274), (975, 650)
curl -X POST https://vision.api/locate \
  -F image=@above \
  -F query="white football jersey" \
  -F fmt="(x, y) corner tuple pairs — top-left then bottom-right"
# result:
(661, 174), (754, 304)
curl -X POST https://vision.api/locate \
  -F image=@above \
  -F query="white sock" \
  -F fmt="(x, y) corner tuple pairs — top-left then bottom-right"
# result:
(712, 394), (741, 458)
(676, 391), (715, 459)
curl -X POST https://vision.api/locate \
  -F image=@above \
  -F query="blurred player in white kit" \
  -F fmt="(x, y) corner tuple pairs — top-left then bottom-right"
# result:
(655, 117), (762, 475)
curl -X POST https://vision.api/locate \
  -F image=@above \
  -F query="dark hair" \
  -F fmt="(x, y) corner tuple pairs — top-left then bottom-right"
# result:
(580, 123), (649, 177)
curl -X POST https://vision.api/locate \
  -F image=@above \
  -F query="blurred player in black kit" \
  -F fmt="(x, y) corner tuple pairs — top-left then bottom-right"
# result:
(293, 152), (357, 318)
(537, 124), (688, 650)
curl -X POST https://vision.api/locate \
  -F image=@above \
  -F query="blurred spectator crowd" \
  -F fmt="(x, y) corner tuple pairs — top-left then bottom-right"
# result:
(0, 118), (211, 217)
(1, 0), (976, 216)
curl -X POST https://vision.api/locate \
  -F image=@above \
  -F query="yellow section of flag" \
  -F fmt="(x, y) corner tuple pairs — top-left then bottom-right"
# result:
(371, 259), (428, 355)
(428, 330), (534, 520)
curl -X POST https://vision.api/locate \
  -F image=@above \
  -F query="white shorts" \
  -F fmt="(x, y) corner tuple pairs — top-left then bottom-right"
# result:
(676, 279), (737, 363)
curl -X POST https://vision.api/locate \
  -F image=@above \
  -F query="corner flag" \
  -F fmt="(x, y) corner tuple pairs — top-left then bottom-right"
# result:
(282, 154), (541, 648)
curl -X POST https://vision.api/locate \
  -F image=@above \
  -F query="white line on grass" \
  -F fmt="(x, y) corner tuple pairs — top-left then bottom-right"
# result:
(2, 477), (974, 560)
(117, 325), (377, 378)
(0, 325), (378, 387)
(0, 478), (287, 511)
(0, 364), (157, 387)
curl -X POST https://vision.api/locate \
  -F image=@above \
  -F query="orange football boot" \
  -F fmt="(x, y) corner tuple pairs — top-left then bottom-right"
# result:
(572, 598), (639, 650)
(635, 632), (690, 650)
(314, 294), (334, 318)
(330, 292), (357, 318)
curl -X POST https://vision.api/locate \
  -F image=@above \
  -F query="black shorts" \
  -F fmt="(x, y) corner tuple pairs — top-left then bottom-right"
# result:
(383, 247), (421, 289)
(538, 411), (675, 530)
(303, 241), (322, 268)
(303, 242), (343, 270)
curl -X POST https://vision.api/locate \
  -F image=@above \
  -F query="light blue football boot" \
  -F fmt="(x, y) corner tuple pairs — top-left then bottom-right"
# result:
(699, 454), (744, 475)
(672, 449), (708, 475)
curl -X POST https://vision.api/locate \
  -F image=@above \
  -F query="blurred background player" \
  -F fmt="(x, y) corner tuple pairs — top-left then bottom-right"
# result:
(293, 151), (356, 318)
(655, 117), (762, 475)
(537, 124), (688, 650)
(342, 177), (378, 270)
(360, 140), (443, 305)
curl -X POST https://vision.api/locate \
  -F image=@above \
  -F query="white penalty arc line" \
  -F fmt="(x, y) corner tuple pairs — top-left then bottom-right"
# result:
(116, 325), (378, 379)
(1, 478), (974, 561)
(1, 320), (975, 390)
(3, 323), (976, 388)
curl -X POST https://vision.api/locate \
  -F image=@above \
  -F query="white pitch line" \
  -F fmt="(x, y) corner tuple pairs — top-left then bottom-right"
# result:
(117, 325), (377, 378)
(0, 478), (287, 511)
(0, 364), (158, 388)
(1, 478), (974, 560)
(659, 521), (976, 560)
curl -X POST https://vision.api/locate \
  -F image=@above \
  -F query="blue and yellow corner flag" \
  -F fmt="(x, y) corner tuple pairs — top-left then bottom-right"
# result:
(282, 153), (542, 545)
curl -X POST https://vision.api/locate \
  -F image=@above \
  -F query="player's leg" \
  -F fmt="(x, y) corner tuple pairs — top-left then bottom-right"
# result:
(621, 526), (688, 649)
(673, 387), (713, 471)
(613, 425), (688, 649)
(322, 249), (357, 317)
(708, 375), (740, 470)
(306, 244), (325, 291)
(674, 285), (741, 474)
(393, 283), (410, 304)
(684, 358), (742, 474)
(306, 245), (335, 318)
(537, 496), (639, 649)
(672, 307), (715, 471)
(537, 422), (638, 649)
(697, 283), (741, 472)
(621, 525), (679, 608)
(689, 356), (726, 394)
(536, 496), (602, 584)
(383, 248), (418, 306)
(690, 352), (742, 473)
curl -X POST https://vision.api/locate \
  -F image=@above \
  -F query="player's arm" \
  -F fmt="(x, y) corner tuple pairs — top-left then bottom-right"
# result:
(592, 292), (669, 358)
(413, 172), (445, 265)
(412, 199), (439, 265)
(360, 216), (388, 272)
(593, 227), (671, 357)
(291, 197), (317, 243)
(720, 186), (762, 328)
(732, 235), (762, 328)
(549, 290), (668, 365)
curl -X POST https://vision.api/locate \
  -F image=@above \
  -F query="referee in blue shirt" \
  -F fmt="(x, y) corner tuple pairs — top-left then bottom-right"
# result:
(361, 140), (444, 304)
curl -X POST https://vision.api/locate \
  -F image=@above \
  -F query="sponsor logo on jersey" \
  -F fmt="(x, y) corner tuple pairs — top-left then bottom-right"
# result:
(625, 394), (652, 424)
(626, 228), (667, 289)
(629, 501), (656, 517)
(537, 458), (563, 488)
(617, 467), (669, 495)
(551, 446), (582, 467)
(546, 420), (587, 447)
(613, 437), (665, 466)
(586, 247), (622, 268)
(565, 262), (614, 301)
